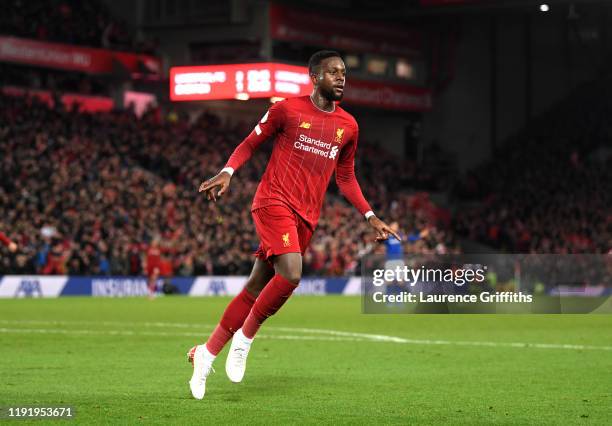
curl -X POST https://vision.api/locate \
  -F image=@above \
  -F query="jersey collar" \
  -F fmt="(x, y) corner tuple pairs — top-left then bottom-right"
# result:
(309, 95), (336, 114)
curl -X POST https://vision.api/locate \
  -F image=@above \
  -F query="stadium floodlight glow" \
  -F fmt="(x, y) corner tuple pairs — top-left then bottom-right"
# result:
(170, 63), (313, 101)
(540, 4), (549, 12)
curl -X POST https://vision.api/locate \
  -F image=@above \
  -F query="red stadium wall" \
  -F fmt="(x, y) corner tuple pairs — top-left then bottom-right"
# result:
(0, 36), (161, 77)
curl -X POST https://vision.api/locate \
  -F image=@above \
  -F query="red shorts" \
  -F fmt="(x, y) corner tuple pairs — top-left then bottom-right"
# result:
(252, 204), (314, 265)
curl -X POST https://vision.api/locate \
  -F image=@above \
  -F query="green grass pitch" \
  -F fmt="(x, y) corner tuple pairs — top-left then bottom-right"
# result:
(1, 296), (611, 425)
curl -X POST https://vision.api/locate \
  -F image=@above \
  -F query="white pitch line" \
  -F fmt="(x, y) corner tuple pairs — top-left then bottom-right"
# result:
(0, 323), (611, 351)
(0, 327), (367, 343)
(271, 326), (409, 343)
(0, 320), (400, 341)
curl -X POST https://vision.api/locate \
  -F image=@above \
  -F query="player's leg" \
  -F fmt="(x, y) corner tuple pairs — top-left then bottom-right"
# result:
(225, 206), (305, 382)
(188, 258), (273, 399)
(239, 206), (304, 338)
(241, 252), (301, 337)
(272, 252), (303, 284)
(245, 257), (276, 296)
(204, 258), (273, 354)
(225, 253), (302, 383)
(147, 267), (159, 299)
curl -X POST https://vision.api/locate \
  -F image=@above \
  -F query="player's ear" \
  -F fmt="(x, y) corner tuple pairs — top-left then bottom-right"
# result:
(309, 73), (318, 86)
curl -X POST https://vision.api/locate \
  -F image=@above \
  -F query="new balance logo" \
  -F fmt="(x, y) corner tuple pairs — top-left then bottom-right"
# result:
(299, 122), (311, 129)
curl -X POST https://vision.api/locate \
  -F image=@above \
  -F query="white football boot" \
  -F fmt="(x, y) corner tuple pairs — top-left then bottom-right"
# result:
(225, 328), (253, 383)
(187, 345), (215, 399)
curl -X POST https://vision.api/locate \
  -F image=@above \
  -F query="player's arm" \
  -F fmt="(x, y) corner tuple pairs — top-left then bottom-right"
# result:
(0, 231), (17, 252)
(335, 127), (401, 242)
(198, 102), (285, 202)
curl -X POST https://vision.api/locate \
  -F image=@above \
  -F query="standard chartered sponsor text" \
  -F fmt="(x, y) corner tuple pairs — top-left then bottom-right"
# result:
(294, 133), (338, 159)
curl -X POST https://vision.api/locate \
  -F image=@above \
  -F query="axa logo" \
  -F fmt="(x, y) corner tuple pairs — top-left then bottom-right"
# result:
(334, 128), (344, 144)
(15, 279), (43, 298)
(282, 233), (291, 247)
(208, 279), (227, 295)
(299, 121), (311, 129)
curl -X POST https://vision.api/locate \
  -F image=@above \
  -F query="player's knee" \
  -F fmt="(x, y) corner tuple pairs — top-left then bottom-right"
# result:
(279, 269), (301, 285)
(273, 253), (302, 285)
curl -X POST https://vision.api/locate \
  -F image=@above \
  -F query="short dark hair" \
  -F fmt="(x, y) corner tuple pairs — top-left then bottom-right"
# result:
(308, 50), (342, 75)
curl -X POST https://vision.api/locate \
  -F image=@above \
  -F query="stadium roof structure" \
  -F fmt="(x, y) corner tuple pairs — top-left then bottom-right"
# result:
(276, 0), (606, 20)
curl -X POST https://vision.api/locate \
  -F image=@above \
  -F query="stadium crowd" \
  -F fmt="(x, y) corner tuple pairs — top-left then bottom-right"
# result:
(1, 0), (154, 52)
(4, 75), (607, 279)
(1, 78), (609, 278)
(453, 78), (611, 254)
(0, 93), (456, 276)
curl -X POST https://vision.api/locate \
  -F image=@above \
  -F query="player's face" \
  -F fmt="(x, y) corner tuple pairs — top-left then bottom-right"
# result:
(316, 57), (346, 101)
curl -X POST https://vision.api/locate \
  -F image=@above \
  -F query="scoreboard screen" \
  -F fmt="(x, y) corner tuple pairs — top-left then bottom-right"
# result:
(170, 63), (312, 101)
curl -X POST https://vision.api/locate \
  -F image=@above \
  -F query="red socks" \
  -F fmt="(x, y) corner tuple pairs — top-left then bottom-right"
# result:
(242, 274), (298, 339)
(204, 275), (298, 354)
(205, 288), (256, 355)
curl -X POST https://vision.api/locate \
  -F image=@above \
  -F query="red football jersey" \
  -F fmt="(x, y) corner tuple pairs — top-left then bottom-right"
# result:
(0, 232), (12, 247)
(225, 96), (371, 229)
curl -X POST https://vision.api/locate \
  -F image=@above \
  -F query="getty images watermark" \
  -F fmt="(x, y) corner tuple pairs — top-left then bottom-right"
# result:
(361, 254), (612, 314)
(372, 264), (532, 304)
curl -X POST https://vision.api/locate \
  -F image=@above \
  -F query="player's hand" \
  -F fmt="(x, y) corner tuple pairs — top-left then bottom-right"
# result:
(367, 216), (402, 242)
(198, 171), (231, 202)
(8, 242), (17, 252)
